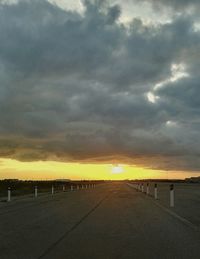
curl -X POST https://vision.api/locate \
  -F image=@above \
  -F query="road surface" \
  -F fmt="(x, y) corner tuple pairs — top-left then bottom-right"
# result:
(0, 183), (200, 259)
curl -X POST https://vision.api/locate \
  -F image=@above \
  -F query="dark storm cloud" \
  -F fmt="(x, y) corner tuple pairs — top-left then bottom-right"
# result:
(0, 0), (200, 172)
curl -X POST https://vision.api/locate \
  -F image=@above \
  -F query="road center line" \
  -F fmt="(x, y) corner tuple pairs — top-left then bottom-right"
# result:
(38, 192), (111, 259)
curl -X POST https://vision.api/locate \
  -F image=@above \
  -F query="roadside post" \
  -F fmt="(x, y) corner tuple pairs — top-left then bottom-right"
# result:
(52, 185), (54, 195)
(35, 186), (38, 198)
(71, 185), (73, 191)
(7, 187), (11, 202)
(146, 183), (149, 195)
(142, 183), (144, 193)
(170, 184), (174, 207)
(154, 183), (158, 199)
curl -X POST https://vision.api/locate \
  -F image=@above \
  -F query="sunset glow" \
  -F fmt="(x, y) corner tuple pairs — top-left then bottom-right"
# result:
(0, 158), (196, 181)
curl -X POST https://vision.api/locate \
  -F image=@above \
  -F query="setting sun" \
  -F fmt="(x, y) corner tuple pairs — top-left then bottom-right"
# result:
(0, 158), (196, 180)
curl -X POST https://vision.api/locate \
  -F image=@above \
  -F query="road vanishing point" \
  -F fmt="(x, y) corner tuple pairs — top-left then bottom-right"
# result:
(0, 183), (200, 259)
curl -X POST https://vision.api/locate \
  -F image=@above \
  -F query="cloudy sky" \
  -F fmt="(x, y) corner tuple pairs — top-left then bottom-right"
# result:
(0, 0), (200, 179)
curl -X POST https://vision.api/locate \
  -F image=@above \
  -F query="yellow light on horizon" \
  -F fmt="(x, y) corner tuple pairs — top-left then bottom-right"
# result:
(111, 165), (124, 174)
(0, 158), (195, 180)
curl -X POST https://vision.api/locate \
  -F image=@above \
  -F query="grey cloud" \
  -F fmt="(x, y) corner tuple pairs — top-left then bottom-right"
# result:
(0, 0), (200, 172)
(141, 0), (200, 11)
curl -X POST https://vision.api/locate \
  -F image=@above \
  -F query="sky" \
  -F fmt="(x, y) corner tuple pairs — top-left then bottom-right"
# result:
(0, 0), (200, 180)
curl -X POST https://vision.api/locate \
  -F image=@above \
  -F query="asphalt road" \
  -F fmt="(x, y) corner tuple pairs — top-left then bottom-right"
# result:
(147, 182), (200, 227)
(0, 183), (200, 259)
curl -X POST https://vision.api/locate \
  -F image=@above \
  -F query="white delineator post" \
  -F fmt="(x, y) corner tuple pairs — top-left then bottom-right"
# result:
(71, 185), (73, 191)
(63, 185), (65, 192)
(35, 186), (38, 198)
(77, 185), (79, 190)
(146, 183), (149, 195)
(7, 187), (11, 202)
(154, 183), (158, 200)
(52, 185), (54, 195)
(170, 184), (174, 207)
(142, 183), (144, 193)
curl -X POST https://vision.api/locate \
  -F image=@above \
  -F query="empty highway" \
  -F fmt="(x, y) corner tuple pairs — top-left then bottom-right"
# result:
(0, 183), (200, 259)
